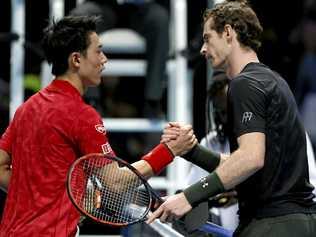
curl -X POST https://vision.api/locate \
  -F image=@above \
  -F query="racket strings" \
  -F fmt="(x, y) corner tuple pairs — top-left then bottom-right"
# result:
(69, 155), (152, 225)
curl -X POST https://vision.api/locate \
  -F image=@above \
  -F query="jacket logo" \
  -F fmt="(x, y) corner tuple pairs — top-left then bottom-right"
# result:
(242, 112), (253, 123)
(95, 124), (106, 135)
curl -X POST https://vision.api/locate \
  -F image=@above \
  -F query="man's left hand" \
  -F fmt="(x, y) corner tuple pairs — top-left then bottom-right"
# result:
(146, 192), (192, 224)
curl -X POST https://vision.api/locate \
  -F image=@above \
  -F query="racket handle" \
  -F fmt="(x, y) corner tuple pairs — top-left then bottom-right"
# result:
(150, 197), (163, 211)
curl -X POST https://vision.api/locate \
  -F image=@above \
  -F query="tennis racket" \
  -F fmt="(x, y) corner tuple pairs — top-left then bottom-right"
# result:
(67, 153), (163, 227)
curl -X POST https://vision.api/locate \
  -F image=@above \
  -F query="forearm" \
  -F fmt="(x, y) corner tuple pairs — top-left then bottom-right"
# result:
(182, 144), (227, 172)
(183, 151), (262, 207)
(215, 132), (265, 190)
(184, 141), (264, 207)
(132, 160), (155, 180)
(216, 148), (263, 190)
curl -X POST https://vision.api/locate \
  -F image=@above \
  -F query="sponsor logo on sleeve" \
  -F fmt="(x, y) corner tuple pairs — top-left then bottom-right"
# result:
(241, 112), (253, 124)
(95, 124), (106, 135)
(101, 143), (113, 154)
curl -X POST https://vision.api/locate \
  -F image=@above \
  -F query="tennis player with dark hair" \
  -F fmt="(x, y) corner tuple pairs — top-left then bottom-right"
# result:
(148, 1), (316, 236)
(0, 15), (196, 236)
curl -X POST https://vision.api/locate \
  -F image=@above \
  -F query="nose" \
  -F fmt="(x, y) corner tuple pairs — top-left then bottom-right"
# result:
(102, 52), (108, 65)
(200, 44), (206, 56)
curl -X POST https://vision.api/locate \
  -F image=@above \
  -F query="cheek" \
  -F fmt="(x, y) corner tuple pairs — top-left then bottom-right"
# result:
(96, 58), (103, 67)
(211, 42), (222, 55)
(88, 59), (99, 69)
(208, 43), (215, 52)
(213, 49), (223, 61)
(214, 46), (227, 61)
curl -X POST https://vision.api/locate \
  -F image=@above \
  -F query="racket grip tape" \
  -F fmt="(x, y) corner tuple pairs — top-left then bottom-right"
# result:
(142, 143), (174, 174)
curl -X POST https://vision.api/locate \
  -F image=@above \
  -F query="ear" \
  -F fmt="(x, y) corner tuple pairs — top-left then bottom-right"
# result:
(70, 52), (81, 67)
(223, 24), (234, 42)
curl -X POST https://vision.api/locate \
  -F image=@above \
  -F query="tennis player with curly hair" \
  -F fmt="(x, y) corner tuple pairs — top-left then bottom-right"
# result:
(148, 1), (316, 236)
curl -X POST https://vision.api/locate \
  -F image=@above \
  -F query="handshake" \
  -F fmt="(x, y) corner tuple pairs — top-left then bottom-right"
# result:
(161, 122), (198, 157)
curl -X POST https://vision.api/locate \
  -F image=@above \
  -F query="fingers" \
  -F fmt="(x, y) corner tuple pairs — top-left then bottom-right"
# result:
(182, 129), (197, 147)
(160, 134), (177, 143)
(163, 128), (180, 137)
(153, 200), (161, 210)
(162, 122), (196, 156)
(190, 135), (198, 148)
(167, 122), (182, 128)
(163, 122), (192, 137)
(164, 126), (180, 132)
(159, 210), (171, 223)
(147, 204), (174, 224)
(161, 196), (167, 201)
(146, 193), (192, 224)
(146, 206), (164, 224)
(162, 123), (181, 143)
(182, 124), (193, 131)
(147, 196), (169, 223)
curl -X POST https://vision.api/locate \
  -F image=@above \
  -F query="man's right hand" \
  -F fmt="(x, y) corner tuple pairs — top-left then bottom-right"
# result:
(160, 122), (181, 143)
(163, 122), (197, 156)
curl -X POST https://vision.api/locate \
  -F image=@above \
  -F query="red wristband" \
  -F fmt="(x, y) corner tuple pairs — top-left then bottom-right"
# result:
(142, 143), (175, 174)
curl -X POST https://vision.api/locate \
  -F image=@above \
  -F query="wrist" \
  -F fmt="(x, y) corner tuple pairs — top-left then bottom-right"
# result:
(183, 172), (225, 207)
(182, 144), (220, 172)
(162, 142), (175, 157)
(164, 140), (180, 156)
(142, 143), (174, 174)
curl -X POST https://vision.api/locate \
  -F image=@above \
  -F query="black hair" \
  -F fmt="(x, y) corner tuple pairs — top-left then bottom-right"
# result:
(41, 15), (100, 76)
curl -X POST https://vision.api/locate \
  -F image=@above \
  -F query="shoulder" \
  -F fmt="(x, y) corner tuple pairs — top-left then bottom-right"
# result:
(55, 98), (102, 129)
(230, 63), (275, 96)
(229, 76), (265, 98)
(77, 103), (102, 122)
(72, 103), (105, 138)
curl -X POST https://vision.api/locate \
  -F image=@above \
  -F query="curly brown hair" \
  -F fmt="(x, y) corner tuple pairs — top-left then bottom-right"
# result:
(203, 0), (263, 52)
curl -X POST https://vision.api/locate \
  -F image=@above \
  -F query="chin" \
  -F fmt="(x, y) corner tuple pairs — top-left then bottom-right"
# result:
(94, 77), (102, 86)
(213, 61), (227, 70)
(209, 59), (217, 68)
(212, 63), (221, 69)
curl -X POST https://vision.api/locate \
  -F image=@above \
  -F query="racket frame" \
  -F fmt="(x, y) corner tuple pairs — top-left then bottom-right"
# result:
(67, 153), (159, 226)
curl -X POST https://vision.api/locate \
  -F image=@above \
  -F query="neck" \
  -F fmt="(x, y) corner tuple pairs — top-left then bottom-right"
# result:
(56, 73), (85, 95)
(227, 46), (259, 78)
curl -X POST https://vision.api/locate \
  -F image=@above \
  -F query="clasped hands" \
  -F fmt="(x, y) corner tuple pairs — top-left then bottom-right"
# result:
(162, 122), (197, 157)
(146, 122), (197, 224)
